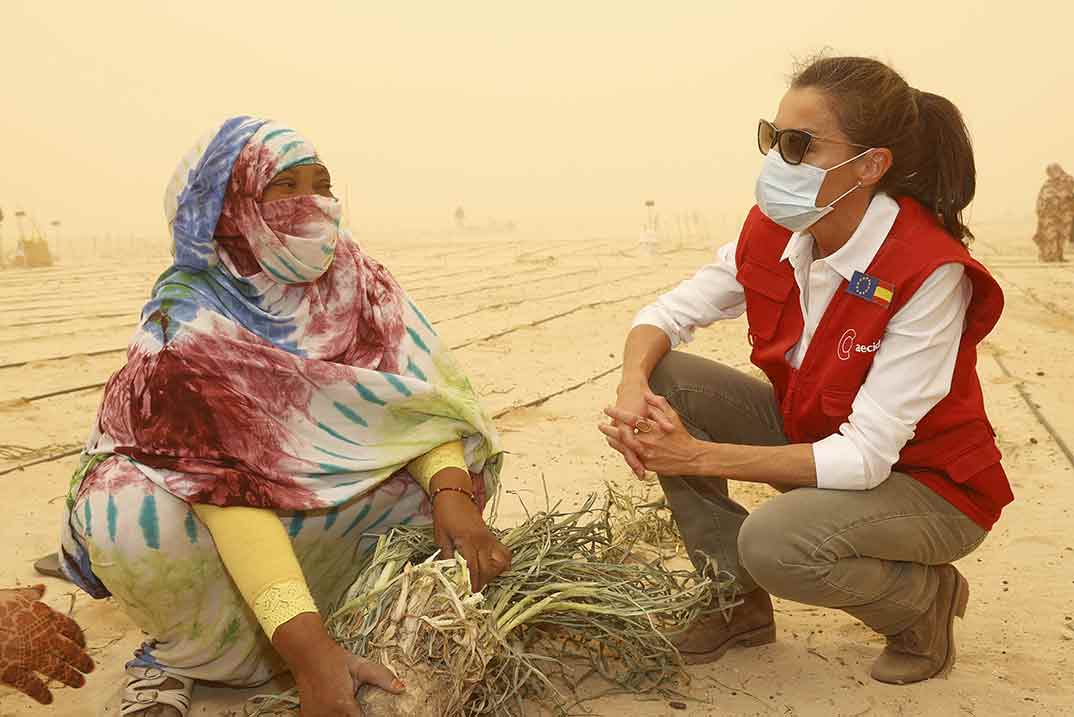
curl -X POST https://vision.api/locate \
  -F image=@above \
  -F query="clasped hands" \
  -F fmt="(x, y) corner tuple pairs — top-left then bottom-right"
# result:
(599, 385), (703, 478)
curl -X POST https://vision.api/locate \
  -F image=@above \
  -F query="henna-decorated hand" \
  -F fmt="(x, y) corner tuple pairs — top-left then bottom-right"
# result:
(0, 585), (94, 704)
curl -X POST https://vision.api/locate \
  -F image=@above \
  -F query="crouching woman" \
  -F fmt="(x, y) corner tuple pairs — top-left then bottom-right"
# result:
(602, 56), (1011, 685)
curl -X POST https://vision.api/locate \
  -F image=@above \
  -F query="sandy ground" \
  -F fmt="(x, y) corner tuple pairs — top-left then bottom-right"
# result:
(0, 228), (1072, 716)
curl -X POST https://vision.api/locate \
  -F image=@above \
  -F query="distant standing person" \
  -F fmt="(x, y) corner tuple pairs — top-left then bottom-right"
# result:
(1032, 163), (1074, 262)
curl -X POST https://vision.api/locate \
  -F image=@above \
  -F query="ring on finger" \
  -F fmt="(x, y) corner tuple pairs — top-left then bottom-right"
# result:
(634, 418), (654, 434)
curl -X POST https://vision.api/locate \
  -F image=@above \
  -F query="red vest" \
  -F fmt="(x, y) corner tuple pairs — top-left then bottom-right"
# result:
(735, 197), (1013, 530)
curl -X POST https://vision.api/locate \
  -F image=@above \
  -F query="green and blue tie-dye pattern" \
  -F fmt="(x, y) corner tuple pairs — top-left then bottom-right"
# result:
(66, 457), (431, 683)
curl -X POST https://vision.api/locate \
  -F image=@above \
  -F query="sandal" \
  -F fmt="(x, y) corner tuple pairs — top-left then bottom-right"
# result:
(33, 552), (69, 581)
(120, 665), (193, 716)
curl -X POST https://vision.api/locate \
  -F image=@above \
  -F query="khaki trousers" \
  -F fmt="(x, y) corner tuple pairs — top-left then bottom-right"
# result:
(651, 351), (987, 635)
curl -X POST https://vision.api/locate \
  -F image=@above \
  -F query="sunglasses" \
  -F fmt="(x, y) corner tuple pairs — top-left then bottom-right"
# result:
(757, 119), (869, 166)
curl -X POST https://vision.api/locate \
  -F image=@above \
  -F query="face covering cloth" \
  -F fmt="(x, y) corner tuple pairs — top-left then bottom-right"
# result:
(755, 148), (872, 232)
(212, 126), (340, 284)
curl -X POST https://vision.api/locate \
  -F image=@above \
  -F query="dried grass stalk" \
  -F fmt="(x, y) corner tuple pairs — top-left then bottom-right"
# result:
(247, 490), (715, 717)
(603, 482), (683, 560)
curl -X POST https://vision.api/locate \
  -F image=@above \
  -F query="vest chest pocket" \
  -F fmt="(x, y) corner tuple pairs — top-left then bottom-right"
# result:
(820, 388), (856, 419)
(738, 260), (796, 342)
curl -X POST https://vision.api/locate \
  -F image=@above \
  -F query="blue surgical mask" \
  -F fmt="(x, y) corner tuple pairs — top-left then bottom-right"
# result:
(754, 148), (873, 232)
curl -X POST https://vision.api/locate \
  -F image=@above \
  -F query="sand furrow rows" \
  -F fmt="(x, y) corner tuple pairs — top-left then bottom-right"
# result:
(1, 269), (678, 411)
(0, 263), (678, 373)
(5, 273), (674, 408)
(0, 267), (687, 473)
(410, 267), (596, 301)
(3, 237), (1073, 717)
(0, 240), (640, 342)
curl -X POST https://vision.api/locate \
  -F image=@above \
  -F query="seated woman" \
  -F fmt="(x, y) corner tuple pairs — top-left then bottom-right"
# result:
(58, 116), (510, 716)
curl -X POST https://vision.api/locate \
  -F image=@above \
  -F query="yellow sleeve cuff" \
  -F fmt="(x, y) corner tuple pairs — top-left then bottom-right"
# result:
(192, 504), (318, 640)
(252, 578), (320, 640)
(406, 439), (467, 493)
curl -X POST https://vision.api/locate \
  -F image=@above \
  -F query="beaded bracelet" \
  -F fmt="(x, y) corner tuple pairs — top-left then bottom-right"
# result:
(430, 485), (478, 504)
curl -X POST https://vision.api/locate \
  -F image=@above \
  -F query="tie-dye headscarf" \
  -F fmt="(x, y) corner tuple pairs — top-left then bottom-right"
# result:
(82, 116), (501, 510)
(214, 124), (339, 284)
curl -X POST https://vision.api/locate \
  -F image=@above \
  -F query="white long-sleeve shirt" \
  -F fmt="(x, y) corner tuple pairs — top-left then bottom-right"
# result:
(633, 193), (972, 491)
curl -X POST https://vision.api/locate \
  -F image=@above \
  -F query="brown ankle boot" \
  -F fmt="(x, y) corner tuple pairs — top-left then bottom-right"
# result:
(671, 588), (776, 665)
(871, 564), (969, 685)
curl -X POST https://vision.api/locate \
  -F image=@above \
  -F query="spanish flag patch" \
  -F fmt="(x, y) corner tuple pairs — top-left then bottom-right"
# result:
(846, 270), (895, 307)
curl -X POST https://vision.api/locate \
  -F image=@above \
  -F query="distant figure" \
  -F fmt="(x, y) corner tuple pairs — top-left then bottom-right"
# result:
(454, 205), (466, 229)
(640, 200), (659, 255)
(1032, 163), (1074, 262)
(1070, 207), (1074, 249)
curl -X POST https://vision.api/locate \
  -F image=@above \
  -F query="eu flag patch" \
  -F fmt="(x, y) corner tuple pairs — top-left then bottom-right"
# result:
(846, 270), (894, 307)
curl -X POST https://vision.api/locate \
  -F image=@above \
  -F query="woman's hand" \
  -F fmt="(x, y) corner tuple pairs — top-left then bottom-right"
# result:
(600, 389), (704, 477)
(294, 640), (404, 717)
(275, 613), (403, 717)
(609, 375), (652, 478)
(430, 469), (512, 592)
(0, 584), (94, 705)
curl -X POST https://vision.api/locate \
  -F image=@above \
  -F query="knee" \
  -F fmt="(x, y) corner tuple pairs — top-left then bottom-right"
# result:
(738, 504), (813, 597)
(649, 353), (704, 427)
(737, 510), (781, 591)
(75, 467), (195, 554)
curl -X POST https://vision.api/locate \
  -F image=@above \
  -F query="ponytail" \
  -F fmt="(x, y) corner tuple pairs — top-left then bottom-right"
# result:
(792, 56), (976, 246)
(900, 91), (976, 242)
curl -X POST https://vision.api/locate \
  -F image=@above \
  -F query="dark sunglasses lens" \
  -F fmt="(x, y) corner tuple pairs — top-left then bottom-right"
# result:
(780, 130), (811, 165)
(757, 120), (776, 156)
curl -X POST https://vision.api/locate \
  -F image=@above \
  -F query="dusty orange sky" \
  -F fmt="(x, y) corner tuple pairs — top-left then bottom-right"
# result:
(1, 1), (1070, 242)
